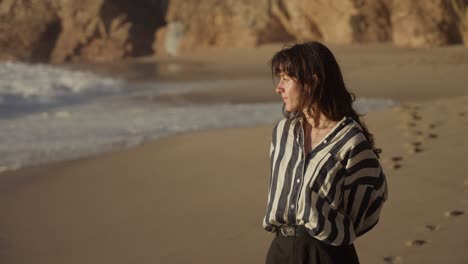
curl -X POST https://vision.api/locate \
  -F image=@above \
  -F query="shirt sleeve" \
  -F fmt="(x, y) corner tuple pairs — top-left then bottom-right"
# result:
(263, 121), (280, 233)
(341, 136), (388, 238)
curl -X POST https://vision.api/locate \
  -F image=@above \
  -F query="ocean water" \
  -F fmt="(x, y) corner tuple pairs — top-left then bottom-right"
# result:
(0, 62), (396, 172)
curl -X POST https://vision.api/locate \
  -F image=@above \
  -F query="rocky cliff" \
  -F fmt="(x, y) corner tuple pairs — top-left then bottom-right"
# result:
(1, 0), (467, 63)
(154, 0), (393, 55)
(392, 0), (465, 47)
(153, 0), (293, 55)
(51, 0), (167, 63)
(0, 0), (60, 62)
(0, 0), (167, 63)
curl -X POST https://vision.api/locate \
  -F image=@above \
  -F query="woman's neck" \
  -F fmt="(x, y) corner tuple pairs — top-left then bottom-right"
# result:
(302, 112), (334, 129)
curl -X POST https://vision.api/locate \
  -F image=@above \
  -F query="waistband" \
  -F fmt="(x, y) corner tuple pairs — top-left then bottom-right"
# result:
(276, 225), (309, 237)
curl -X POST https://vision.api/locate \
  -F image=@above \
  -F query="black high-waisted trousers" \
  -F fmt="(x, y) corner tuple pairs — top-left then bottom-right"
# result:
(266, 231), (360, 264)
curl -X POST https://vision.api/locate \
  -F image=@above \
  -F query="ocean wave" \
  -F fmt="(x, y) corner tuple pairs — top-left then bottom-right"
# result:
(0, 62), (123, 116)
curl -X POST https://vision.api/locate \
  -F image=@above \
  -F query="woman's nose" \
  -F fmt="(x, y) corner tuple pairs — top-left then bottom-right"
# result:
(275, 84), (283, 94)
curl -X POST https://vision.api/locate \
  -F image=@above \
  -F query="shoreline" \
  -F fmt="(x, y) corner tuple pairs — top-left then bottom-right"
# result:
(0, 97), (395, 174)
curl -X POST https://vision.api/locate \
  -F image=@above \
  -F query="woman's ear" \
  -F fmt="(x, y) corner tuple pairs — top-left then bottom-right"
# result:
(312, 74), (319, 90)
(304, 74), (319, 95)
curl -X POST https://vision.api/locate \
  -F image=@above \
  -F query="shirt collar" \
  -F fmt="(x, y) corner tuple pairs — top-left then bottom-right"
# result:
(295, 116), (354, 156)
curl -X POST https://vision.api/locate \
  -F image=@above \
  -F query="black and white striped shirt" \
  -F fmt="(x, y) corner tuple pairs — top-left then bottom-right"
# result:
(263, 116), (388, 246)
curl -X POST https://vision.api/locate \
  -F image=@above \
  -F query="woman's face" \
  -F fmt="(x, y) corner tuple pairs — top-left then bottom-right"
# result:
(275, 72), (301, 112)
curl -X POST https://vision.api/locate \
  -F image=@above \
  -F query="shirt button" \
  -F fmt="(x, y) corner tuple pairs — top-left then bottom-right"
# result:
(296, 178), (301, 183)
(290, 204), (295, 209)
(323, 139), (328, 144)
(342, 122), (346, 126)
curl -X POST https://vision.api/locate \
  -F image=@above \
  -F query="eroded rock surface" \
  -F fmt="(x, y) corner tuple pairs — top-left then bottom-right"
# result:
(392, 0), (465, 47)
(0, 0), (61, 61)
(1, 0), (468, 62)
(1, 0), (167, 63)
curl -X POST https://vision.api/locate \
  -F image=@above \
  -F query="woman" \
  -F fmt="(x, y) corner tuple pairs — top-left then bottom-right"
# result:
(263, 42), (388, 264)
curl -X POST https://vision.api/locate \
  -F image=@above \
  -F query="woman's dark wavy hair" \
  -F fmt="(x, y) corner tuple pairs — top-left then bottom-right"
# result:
(270, 41), (382, 157)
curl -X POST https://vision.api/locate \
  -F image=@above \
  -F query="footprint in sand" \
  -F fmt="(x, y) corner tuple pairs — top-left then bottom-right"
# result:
(427, 133), (438, 139)
(408, 146), (423, 154)
(405, 239), (430, 247)
(411, 130), (423, 136)
(382, 159), (401, 170)
(388, 156), (403, 170)
(405, 142), (424, 154)
(383, 256), (403, 264)
(444, 210), (465, 217)
(398, 121), (417, 130)
(408, 104), (421, 111)
(424, 224), (441, 231)
(428, 123), (436, 129)
(405, 121), (417, 128)
(410, 113), (422, 121)
(401, 110), (422, 123)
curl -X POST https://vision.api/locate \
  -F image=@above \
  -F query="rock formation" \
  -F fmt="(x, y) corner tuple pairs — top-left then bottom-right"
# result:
(0, 0), (61, 62)
(392, 0), (464, 47)
(153, 0), (393, 55)
(271, 0), (392, 44)
(51, 0), (167, 63)
(451, 0), (468, 44)
(0, 0), (167, 63)
(152, 0), (293, 55)
(1, 0), (468, 62)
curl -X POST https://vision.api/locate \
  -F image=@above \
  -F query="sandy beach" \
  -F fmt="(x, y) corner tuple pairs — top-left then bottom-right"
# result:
(1, 44), (468, 263)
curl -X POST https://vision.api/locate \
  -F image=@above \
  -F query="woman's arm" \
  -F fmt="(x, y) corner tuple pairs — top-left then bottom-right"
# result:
(341, 135), (389, 237)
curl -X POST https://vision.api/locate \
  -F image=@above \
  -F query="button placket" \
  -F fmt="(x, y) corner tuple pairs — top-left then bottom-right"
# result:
(288, 121), (306, 224)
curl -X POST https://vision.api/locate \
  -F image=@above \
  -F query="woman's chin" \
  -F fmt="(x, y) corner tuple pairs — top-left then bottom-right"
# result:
(285, 106), (296, 112)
